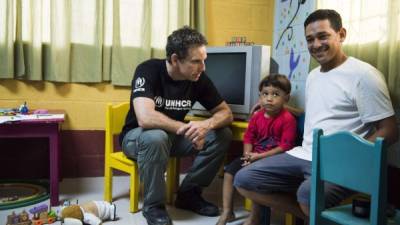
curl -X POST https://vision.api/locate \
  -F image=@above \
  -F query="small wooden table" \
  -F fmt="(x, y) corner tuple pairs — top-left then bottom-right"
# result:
(0, 112), (65, 206)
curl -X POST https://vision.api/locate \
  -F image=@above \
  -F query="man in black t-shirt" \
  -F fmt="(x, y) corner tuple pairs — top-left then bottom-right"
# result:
(120, 26), (233, 225)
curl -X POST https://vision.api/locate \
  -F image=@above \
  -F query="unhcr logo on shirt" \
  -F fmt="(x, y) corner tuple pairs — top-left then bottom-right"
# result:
(133, 77), (145, 93)
(155, 96), (164, 108)
(154, 96), (192, 111)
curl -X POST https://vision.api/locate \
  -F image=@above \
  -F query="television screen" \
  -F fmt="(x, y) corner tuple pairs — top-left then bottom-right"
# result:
(190, 45), (272, 119)
(205, 53), (246, 105)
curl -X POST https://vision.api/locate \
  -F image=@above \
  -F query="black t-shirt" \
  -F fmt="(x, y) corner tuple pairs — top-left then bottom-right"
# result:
(119, 59), (223, 144)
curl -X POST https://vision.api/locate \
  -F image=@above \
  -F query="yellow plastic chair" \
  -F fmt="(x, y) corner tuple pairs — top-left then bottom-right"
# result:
(104, 102), (179, 212)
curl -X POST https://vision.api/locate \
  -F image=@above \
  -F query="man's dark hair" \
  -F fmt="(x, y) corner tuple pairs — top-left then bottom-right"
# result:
(304, 9), (342, 32)
(166, 26), (208, 63)
(259, 74), (291, 94)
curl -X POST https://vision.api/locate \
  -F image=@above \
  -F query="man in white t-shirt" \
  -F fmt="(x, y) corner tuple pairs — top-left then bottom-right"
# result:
(233, 9), (399, 222)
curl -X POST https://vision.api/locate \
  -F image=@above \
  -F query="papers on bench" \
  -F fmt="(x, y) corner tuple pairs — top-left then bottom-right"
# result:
(0, 114), (65, 124)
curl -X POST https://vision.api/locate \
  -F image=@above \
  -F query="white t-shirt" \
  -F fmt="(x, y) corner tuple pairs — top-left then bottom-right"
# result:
(288, 57), (394, 161)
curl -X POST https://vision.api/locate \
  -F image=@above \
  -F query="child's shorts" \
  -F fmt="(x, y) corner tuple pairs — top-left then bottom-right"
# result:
(224, 156), (244, 176)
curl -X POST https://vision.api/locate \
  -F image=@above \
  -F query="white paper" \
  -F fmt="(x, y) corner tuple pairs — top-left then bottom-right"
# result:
(0, 114), (65, 124)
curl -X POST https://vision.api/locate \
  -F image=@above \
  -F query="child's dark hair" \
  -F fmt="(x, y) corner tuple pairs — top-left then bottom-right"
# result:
(259, 74), (291, 94)
(304, 9), (342, 32)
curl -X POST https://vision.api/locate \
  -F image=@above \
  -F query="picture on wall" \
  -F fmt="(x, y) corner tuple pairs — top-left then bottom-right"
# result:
(272, 0), (316, 108)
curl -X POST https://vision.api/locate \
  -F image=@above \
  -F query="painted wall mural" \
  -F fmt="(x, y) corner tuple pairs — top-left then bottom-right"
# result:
(272, 0), (315, 108)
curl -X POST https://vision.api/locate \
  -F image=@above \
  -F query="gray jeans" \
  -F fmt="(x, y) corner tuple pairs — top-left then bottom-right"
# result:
(234, 153), (354, 208)
(121, 126), (232, 211)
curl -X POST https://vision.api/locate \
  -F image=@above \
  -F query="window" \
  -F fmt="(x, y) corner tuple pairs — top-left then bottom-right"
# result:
(318, 0), (391, 44)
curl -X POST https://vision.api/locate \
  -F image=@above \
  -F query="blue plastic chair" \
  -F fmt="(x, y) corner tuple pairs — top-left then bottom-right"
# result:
(310, 128), (400, 225)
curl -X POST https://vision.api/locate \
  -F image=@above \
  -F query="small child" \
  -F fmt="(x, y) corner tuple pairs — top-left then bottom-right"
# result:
(216, 74), (297, 225)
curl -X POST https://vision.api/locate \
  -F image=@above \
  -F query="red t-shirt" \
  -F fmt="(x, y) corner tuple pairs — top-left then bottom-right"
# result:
(243, 108), (297, 153)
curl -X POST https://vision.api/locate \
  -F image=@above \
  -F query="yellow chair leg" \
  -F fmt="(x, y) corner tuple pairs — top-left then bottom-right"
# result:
(285, 213), (297, 225)
(244, 198), (252, 211)
(244, 199), (299, 225)
(130, 164), (139, 213)
(174, 158), (180, 192)
(166, 158), (178, 204)
(104, 166), (112, 202)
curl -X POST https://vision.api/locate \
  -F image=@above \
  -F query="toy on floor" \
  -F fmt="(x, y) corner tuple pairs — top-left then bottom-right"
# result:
(6, 210), (31, 225)
(60, 201), (116, 225)
(29, 204), (57, 225)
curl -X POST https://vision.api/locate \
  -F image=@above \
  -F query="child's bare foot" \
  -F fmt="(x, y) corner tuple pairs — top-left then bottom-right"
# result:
(216, 211), (235, 225)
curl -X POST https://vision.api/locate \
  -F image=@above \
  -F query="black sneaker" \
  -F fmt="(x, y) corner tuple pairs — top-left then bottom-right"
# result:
(175, 187), (220, 217)
(142, 205), (172, 225)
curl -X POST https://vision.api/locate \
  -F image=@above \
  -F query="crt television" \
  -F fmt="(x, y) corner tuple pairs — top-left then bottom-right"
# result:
(190, 45), (275, 120)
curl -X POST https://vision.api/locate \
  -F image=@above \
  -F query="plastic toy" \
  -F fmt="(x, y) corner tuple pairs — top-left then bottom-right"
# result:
(6, 210), (31, 225)
(60, 200), (116, 225)
(19, 102), (29, 114)
(29, 204), (57, 225)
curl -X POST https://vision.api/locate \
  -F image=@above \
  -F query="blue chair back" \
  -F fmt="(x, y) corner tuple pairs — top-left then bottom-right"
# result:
(310, 128), (388, 225)
(295, 113), (305, 146)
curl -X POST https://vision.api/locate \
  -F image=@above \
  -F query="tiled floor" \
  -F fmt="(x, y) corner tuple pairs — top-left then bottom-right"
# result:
(56, 175), (285, 225)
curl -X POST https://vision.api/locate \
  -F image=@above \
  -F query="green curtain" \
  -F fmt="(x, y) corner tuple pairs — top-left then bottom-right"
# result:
(0, 0), (206, 85)
(0, 0), (14, 79)
(190, 0), (206, 35)
(317, 0), (400, 107)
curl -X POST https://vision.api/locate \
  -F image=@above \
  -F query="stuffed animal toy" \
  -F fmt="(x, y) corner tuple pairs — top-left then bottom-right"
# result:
(60, 201), (116, 225)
